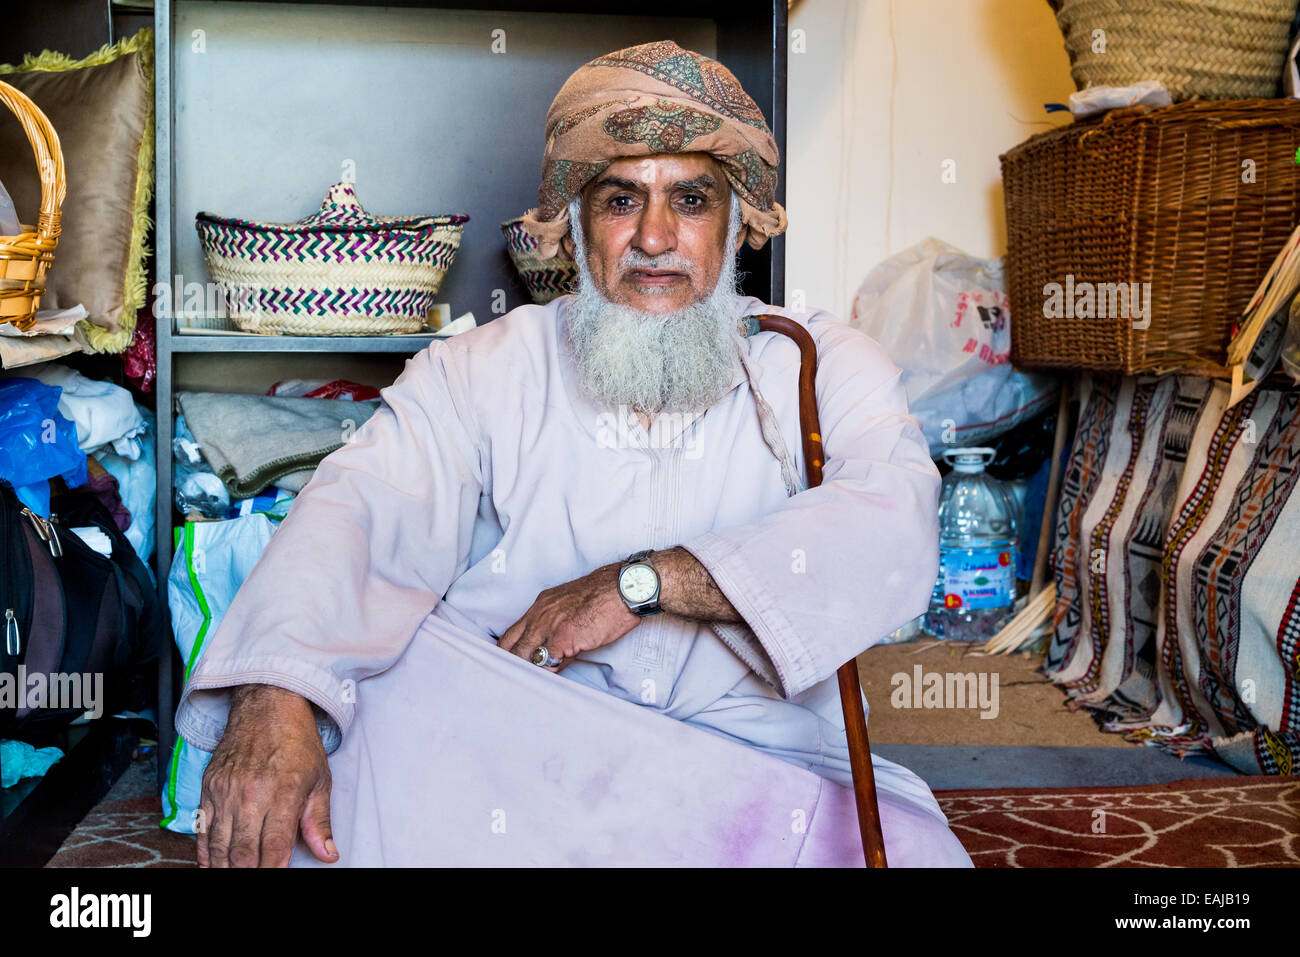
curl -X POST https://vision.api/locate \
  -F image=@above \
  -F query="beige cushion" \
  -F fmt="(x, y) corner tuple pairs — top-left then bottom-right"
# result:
(0, 29), (154, 353)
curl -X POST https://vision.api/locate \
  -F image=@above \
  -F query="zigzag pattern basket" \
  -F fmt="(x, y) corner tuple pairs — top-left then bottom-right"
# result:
(502, 215), (577, 304)
(196, 182), (468, 335)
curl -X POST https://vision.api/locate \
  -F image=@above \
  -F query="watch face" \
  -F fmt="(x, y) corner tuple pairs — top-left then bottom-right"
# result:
(620, 563), (658, 604)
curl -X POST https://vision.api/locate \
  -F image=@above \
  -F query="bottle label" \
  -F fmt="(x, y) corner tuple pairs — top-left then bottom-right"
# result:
(943, 547), (1015, 610)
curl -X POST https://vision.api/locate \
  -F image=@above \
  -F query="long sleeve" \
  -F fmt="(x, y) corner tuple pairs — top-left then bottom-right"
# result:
(174, 343), (485, 753)
(683, 316), (941, 700)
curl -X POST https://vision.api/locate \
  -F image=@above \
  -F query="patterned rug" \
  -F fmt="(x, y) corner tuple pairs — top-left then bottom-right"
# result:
(938, 776), (1300, 868)
(45, 758), (197, 868)
(43, 764), (1298, 868)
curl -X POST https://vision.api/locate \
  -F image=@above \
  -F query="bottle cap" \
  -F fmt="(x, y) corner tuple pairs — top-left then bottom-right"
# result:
(942, 447), (995, 473)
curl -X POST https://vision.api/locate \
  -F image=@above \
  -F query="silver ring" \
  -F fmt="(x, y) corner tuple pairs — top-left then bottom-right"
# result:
(530, 646), (563, 668)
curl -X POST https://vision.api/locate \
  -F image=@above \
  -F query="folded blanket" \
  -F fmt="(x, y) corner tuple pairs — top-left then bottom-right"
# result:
(0, 331), (85, 369)
(177, 391), (378, 498)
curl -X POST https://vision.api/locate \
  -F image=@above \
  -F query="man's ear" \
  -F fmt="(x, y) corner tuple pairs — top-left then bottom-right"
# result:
(733, 225), (747, 255)
(560, 233), (577, 261)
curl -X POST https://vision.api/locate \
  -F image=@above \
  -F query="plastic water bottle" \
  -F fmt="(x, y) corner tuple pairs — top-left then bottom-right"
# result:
(923, 448), (1019, 641)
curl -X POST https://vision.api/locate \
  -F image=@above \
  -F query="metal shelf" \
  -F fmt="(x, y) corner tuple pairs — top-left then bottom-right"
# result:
(150, 0), (788, 790)
(170, 332), (442, 353)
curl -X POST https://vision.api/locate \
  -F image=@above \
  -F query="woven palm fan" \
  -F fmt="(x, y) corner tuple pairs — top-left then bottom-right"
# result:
(0, 79), (65, 329)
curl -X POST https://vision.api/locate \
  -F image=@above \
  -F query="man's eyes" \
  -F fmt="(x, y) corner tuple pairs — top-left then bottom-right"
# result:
(607, 194), (708, 211)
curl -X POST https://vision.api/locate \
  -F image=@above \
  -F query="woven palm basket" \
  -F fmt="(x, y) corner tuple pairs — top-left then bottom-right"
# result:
(196, 182), (468, 336)
(1049, 0), (1296, 101)
(501, 215), (577, 304)
(1001, 98), (1300, 377)
(0, 79), (65, 329)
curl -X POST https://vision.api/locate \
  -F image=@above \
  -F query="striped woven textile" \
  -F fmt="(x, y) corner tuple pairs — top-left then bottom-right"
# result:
(1046, 374), (1300, 775)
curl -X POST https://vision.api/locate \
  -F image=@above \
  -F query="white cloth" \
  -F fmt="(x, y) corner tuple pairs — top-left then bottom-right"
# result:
(26, 363), (145, 459)
(176, 294), (970, 867)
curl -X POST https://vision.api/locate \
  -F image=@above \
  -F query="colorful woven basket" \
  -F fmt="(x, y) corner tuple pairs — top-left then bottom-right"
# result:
(502, 215), (577, 304)
(196, 182), (468, 335)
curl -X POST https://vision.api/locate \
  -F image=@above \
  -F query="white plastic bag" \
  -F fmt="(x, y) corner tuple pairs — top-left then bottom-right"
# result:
(0, 176), (19, 236)
(850, 238), (1057, 457)
(1068, 81), (1171, 118)
(160, 512), (280, 833)
(98, 406), (157, 566)
(1281, 291), (1300, 386)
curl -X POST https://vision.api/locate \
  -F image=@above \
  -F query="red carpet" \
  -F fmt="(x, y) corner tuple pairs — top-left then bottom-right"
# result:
(935, 777), (1300, 868)
(43, 766), (1299, 867)
(44, 793), (198, 868)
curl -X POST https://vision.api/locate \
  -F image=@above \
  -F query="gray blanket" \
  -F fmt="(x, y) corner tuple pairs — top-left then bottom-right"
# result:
(177, 391), (379, 498)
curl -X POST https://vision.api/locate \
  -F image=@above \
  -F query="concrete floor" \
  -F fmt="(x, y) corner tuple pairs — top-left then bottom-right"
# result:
(857, 639), (1240, 790)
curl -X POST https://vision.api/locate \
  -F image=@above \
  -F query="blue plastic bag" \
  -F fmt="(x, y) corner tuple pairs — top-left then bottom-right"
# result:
(0, 739), (64, 788)
(0, 377), (87, 515)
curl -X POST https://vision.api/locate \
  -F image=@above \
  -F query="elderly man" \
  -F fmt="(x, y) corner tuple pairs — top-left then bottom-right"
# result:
(177, 40), (971, 868)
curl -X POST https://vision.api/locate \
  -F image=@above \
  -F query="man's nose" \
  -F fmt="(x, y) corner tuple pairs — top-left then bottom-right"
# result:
(631, 197), (677, 259)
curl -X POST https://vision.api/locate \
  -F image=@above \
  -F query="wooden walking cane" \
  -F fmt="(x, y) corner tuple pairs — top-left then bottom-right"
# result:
(752, 314), (889, 868)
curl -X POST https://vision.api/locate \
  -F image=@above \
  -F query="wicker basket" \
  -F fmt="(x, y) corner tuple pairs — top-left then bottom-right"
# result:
(0, 79), (65, 329)
(1049, 0), (1296, 101)
(1001, 99), (1300, 377)
(501, 215), (577, 304)
(196, 182), (468, 336)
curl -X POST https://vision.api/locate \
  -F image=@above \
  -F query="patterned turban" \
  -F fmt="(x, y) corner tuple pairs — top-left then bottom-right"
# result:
(520, 40), (788, 260)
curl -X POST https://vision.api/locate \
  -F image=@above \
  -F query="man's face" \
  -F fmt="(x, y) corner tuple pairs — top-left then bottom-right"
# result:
(574, 153), (741, 313)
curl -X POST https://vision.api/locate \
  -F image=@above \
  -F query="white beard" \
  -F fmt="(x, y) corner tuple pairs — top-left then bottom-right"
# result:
(563, 193), (746, 415)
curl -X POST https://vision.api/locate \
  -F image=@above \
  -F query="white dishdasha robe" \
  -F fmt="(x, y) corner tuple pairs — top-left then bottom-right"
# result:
(175, 293), (972, 867)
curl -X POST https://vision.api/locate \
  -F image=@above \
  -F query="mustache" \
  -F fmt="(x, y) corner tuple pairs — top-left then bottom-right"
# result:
(620, 250), (696, 272)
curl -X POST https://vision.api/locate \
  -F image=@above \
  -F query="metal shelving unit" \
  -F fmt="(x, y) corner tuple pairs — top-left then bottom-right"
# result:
(168, 333), (443, 353)
(150, 0), (788, 786)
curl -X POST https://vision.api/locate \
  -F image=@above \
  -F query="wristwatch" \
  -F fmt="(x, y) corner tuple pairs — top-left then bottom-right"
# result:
(618, 549), (662, 617)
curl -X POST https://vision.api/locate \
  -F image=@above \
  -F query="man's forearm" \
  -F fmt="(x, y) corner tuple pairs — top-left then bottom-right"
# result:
(650, 546), (744, 625)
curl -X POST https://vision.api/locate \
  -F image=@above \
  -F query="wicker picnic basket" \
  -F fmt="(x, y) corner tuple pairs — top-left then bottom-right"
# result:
(0, 79), (65, 329)
(1000, 99), (1300, 377)
(501, 214), (577, 304)
(1049, 0), (1296, 101)
(196, 182), (468, 336)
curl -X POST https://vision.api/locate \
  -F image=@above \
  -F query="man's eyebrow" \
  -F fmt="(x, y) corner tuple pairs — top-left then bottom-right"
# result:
(673, 174), (721, 192)
(591, 175), (643, 191)
(590, 173), (723, 192)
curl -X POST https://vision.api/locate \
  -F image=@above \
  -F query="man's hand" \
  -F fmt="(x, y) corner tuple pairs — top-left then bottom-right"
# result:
(497, 547), (744, 670)
(497, 562), (640, 669)
(197, 684), (338, 868)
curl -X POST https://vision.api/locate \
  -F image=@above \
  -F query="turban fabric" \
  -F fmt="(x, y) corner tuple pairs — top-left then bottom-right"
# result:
(520, 40), (789, 260)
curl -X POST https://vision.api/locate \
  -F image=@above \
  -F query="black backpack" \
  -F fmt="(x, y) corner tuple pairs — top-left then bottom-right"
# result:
(0, 479), (164, 734)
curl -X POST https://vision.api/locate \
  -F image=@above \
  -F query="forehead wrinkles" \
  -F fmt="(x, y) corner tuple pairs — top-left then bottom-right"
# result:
(600, 156), (725, 190)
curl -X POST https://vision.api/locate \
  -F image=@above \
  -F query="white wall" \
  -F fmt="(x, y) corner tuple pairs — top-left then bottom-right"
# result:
(785, 0), (1076, 320)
